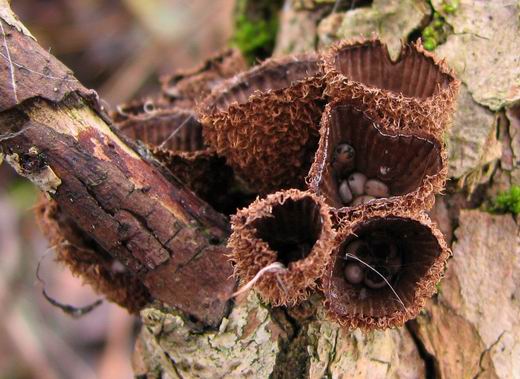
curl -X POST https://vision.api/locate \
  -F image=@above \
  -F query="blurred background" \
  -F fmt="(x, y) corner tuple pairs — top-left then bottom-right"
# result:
(0, 1), (236, 378)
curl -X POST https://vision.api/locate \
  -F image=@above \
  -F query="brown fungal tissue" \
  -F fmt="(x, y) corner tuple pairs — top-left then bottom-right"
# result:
(161, 49), (247, 109)
(308, 103), (446, 212)
(199, 53), (325, 194)
(323, 210), (450, 329)
(228, 190), (334, 306)
(223, 38), (455, 328)
(323, 39), (459, 137)
(116, 108), (202, 151)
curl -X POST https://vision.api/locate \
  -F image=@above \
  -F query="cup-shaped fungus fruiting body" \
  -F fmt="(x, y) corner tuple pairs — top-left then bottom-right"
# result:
(307, 103), (447, 214)
(199, 53), (325, 194)
(322, 209), (450, 330)
(323, 38), (459, 138)
(111, 98), (171, 123)
(160, 49), (247, 109)
(115, 108), (243, 215)
(229, 189), (335, 306)
(116, 108), (204, 152)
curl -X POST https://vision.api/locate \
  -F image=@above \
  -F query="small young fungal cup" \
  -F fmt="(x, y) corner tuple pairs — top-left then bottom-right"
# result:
(228, 189), (335, 306)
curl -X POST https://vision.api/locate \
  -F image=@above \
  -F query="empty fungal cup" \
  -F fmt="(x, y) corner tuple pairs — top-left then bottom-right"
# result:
(228, 189), (335, 306)
(116, 108), (204, 152)
(161, 49), (247, 109)
(323, 38), (459, 137)
(199, 53), (325, 194)
(322, 211), (450, 329)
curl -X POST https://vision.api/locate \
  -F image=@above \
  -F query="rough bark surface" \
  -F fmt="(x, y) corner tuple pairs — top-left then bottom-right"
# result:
(0, 11), (235, 327)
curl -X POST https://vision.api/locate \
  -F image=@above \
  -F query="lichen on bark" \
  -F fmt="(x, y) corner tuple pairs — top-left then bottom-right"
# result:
(306, 310), (426, 378)
(136, 294), (291, 378)
(432, 0), (520, 111)
(317, 0), (431, 59)
(447, 84), (500, 179)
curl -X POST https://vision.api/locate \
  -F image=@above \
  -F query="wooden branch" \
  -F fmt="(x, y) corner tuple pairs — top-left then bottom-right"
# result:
(0, 13), (235, 327)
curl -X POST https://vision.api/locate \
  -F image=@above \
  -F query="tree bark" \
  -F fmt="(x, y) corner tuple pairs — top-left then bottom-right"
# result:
(1, 1), (519, 378)
(0, 10), (235, 327)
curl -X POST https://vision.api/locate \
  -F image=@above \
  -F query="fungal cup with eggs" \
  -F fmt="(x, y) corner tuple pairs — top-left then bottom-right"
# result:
(323, 215), (448, 327)
(333, 143), (391, 206)
(342, 235), (402, 294)
(310, 104), (443, 210)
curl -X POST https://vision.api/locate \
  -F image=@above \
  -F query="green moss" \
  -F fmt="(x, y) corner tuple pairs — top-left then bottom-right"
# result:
(490, 186), (520, 215)
(421, 11), (451, 51)
(423, 37), (437, 51)
(231, 0), (283, 64)
(441, 0), (459, 14)
(435, 282), (443, 295)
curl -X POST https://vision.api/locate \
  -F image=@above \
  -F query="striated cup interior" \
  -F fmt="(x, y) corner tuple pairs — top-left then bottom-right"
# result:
(117, 109), (205, 152)
(327, 216), (442, 319)
(310, 104), (443, 208)
(332, 40), (454, 99)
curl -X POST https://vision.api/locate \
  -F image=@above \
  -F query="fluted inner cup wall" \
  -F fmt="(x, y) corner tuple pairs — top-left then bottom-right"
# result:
(333, 41), (453, 99)
(328, 217), (442, 318)
(310, 104), (443, 209)
(253, 197), (322, 266)
(117, 109), (204, 152)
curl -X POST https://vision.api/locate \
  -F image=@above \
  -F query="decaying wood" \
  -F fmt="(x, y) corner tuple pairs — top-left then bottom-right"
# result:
(0, 16), (235, 327)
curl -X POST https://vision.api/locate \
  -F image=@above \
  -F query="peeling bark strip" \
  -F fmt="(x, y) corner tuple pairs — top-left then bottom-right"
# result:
(0, 19), (235, 326)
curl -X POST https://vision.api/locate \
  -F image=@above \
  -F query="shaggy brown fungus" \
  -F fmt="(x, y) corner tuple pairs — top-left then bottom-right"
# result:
(116, 108), (203, 151)
(323, 211), (450, 330)
(307, 103), (446, 212)
(323, 38), (459, 137)
(199, 53), (325, 194)
(21, 35), (458, 330)
(228, 190), (334, 306)
(160, 48), (247, 109)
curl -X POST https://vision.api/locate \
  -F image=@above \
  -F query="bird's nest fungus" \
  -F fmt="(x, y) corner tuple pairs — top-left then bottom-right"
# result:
(38, 39), (459, 330)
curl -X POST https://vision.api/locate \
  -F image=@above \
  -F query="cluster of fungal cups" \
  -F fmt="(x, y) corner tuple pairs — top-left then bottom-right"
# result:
(201, 38), (458, 330)
(106, 40), (457, 329)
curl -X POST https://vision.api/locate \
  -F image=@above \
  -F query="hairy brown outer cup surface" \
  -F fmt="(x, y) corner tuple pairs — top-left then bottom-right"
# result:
(35, 199), (151, 313)
(229, 189), (335, 306)
(161, 49), (247, 109)
(323, 39), (459, 138)
(199, 54), (325, 194)
(323, 208), (450, 330)
(307, 103), (447, 215)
